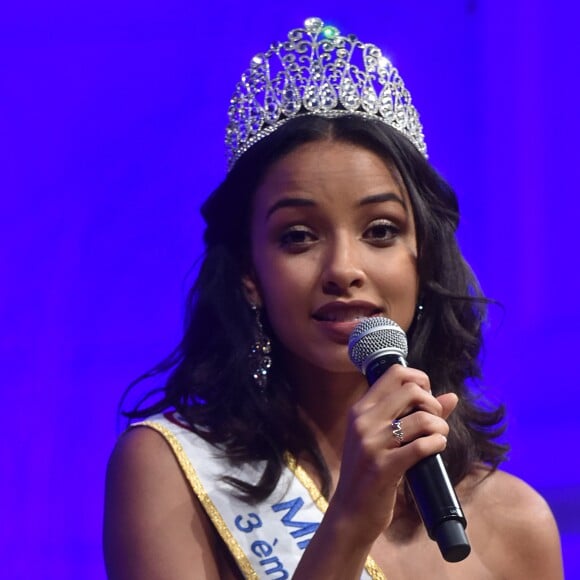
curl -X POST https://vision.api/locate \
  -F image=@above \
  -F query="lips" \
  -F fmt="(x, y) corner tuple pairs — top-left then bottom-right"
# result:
(312, 302), (382, 344)
(312, 301), (382, 323)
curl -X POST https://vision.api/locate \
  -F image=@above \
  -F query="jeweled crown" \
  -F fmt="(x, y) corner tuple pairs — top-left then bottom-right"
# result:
(225, 17), (427, 171)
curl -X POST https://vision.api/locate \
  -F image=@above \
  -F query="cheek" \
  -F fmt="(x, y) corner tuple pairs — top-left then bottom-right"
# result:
(252, 253), (319, 339)
(258, 257), (312, 309)
(376, 255), (419, 328)
(257, 272), (306, 351)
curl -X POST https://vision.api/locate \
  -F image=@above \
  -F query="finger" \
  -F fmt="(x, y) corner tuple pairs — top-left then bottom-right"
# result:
(378, 432), (449, 476)
(404, 432), (449, 462)
(365, 365), (431, 402)
(389, 411), (450, 448)
(392, 382), (443, 419)
(355, 381), (443, 432)
(437, 393), (459, 420)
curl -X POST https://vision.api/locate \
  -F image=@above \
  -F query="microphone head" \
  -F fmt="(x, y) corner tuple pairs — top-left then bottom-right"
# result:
(348, 317), (408, 373)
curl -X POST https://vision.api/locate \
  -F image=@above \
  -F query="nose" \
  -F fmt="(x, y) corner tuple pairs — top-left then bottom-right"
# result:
(321, 236), (365, 295)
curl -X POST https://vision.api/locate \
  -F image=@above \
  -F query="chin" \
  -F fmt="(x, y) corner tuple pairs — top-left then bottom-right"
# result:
(291, 352), (361, 377)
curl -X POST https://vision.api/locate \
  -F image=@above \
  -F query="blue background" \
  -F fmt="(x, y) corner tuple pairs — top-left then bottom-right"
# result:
(2, 1), (579, 577)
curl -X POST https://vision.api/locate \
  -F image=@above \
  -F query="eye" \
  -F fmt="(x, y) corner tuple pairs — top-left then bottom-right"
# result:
(279, 226), (317, 251)
(363, 219), (400, 245)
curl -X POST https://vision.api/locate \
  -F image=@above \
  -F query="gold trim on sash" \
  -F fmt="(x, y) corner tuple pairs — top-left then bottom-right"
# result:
(135, 419), (386, 580)
(135, 420), (258, 579)
(284, 452), (387, 580)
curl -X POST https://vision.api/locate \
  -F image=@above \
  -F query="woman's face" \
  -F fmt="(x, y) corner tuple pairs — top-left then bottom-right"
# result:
(244, 139), (419, 375)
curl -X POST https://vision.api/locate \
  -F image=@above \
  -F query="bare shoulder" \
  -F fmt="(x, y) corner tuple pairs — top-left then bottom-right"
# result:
(467, 467), (557, 529)
(107, 424), (188, 487)
(461, 467), (563, 579)
(103, 426), (223, 579)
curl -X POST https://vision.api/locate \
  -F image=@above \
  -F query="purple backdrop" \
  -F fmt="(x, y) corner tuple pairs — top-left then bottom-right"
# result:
(2, 1), (578, 577)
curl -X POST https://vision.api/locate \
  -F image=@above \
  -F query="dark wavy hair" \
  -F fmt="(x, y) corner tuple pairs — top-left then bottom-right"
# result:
(123, 115), (508, 502)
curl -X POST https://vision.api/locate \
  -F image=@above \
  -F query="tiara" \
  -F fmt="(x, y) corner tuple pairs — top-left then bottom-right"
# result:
(225, 17), (427, 170)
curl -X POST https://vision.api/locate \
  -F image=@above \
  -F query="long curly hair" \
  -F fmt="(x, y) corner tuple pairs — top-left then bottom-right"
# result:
(123, 115), (508, 502)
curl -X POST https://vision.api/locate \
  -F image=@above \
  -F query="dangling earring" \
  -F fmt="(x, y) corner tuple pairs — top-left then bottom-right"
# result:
(415, 303), (425, 322)
(249, 304), (272, 391)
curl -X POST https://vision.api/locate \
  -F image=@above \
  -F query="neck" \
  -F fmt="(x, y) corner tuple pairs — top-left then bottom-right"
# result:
(283, 355), (368, 471)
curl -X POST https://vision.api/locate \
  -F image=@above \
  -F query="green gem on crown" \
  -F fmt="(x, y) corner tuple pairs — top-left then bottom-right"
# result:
(321, 25), (339, 39)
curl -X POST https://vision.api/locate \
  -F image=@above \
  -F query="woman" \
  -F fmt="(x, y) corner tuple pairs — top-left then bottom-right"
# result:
(103, 18), (563, 579)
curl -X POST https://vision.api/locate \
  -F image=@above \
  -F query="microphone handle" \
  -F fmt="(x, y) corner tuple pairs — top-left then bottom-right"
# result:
(365, 354), (471, 562)
(406, 455), (470, 562)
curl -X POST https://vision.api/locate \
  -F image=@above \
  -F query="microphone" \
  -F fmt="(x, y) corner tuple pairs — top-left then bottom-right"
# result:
(348, 316), (471, 563)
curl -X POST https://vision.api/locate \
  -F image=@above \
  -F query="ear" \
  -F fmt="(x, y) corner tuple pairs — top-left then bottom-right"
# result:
(241, 272), (262, 307)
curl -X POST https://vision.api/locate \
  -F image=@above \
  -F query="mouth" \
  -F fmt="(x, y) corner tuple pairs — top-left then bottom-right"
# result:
(312, 302), (382, 323)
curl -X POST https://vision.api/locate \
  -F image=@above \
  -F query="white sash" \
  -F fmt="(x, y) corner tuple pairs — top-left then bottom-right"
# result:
(135, 412), (386, 579)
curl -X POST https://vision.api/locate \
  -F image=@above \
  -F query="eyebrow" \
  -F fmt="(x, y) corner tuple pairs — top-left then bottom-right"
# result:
(266, 197), (316, 219)
(359, 192), (407, 210)
(266, 191), (406, 219)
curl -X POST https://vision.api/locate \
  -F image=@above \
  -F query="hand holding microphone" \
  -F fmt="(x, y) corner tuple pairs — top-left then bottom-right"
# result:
(348, 316), (471, 563)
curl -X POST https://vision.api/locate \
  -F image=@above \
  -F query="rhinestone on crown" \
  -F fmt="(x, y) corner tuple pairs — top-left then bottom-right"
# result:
(225, 17), (427, 171)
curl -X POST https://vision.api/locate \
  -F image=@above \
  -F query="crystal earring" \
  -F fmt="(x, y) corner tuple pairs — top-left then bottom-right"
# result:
(249, 304), (272, 391)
